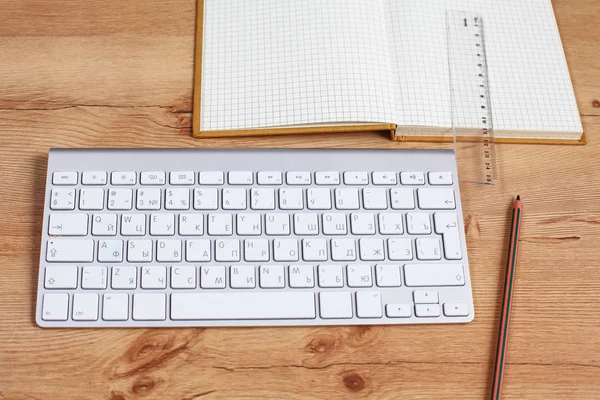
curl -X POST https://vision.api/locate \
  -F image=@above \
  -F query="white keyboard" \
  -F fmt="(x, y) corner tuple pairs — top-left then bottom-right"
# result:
(37, 149), (474, 328)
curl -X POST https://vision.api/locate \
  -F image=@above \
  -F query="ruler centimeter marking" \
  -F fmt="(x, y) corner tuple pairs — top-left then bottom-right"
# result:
(446, 11), (497, 185)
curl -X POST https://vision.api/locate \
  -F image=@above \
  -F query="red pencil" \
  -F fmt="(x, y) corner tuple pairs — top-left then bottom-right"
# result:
(491, 195), (522, 400)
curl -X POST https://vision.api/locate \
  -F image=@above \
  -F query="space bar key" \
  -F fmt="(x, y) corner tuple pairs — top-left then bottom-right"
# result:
(171, 292), (316, 320)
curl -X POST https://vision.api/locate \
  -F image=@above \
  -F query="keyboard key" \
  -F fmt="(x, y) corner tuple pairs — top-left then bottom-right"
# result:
(170, 171), (195, 185)
(372, 172), (397, 185)
(415, 304), (441, 318)
(140, 171), (166, 185)
(50, 188), (76, 210)
(223, 188), (247, 210)
(257, 171), (282, 185)
(294, 213), (319, 235)
(286, 171), (311, 185)
(98, 239), (123, 262)
(186, 239), (211, 262)
(428, 172), (453, 185)
(121, 214), (146, 236)
(434, 213), (462, 260)
(141, 266), (167, 289)
(386, 304), (412, 318)
(133, 293), (166, 320)
(165, 188), (190, 210)
(279, 188), (303, 210)
(307, 188), (331, 209)
(230, 265), (256, 288)
(378, 213), (403, 234)
(273, 239), (299, 261)
(228, 171), (253, 185)
(72, 293), (99, 321)
(194, 188), (218, 210)
(199, 171), (224, 185)
(215, 239), (240, 262)
(388, 238), (413, 261)
(171, 265), (196, 289)
(289, 264), (315, 288)
(157, 239), (182, 262)
(171, 292), (316, 320)
(46, 239), (94, 262)
(53, 171), (78, 185)
(331, 238), (357, 261)
(322, 213), (347, 235)
(111, 266), (137, 289)
(208, 213), (233, 235)
(363, 188), (387, 210)
(318, 264), (343, 288)
(417, 188), (456, 210)
(103, 293), (129, 321)
(150, 213), (175, 236)
(359, 238), (385, 261)
(413, 290), (439, 304)
(266, 213), (291, 235)
(200, 265), (226, 288)
(351, 213), (375, 235)
(375, 264), (401, 287)
(400, 172), (425, 185)
(108, 188), (133, 210)
(406, 213), (431, 234)
(259, 265), (285, 288)
(92, 213), (117, 236)
(82, 171), (107, 185)
(347, 264), (372, 287)
(356, 291), (382, 318)
(443, 303), (469, 317)
(404, 264), (465, 287)
(319, 292), (352, 319)
(237, 213), (262, 235)
(334, 188), (359, 210)
(315, 171), (340, 185)
(137, 188), (161, 210)
(302, 238), (327, 261)
(251, 188), (275, 210)
(82, 266), (108, 289)
(244, 239), (269, 261)
(45, 265), (78, 289)
(416, 238), (442, 260)
(179, 214), (203, 236)
(343, 171), (368, 185)
(49, 213), (88, 236)
(79, 188), (105, 210)
(390, 188), (415, 210)
(42, 293), (69, 321)
(111, 171), (136, 185)
(127, 239), (153, 262)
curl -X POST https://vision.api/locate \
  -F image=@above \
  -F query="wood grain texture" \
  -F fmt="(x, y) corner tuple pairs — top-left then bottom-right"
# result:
(1, 0), (599, 399)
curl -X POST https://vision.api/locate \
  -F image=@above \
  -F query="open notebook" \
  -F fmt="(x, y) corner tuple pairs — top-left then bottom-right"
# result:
(193, 0), (583, 142)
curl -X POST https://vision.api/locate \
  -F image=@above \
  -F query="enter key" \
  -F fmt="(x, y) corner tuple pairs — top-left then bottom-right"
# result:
(434, 213), (463, 260)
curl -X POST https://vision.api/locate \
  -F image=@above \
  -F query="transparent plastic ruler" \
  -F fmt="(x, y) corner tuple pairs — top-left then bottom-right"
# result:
(446, 11), (497, 185)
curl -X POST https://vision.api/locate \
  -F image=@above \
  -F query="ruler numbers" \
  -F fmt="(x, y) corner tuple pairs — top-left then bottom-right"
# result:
(473, 16), (496, 183)
(447, 11), (497, 184)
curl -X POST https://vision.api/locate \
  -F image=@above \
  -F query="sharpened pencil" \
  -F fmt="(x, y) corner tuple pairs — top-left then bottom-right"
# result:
(491, 195), (522, 400)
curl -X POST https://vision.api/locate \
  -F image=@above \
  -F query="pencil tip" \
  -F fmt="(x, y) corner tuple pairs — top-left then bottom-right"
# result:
(516, 195), (520, 201)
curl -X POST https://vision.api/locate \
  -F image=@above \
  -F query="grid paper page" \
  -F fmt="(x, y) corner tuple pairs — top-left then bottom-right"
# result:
(385, 0), (582, 137)
(200, 0), (398, 131)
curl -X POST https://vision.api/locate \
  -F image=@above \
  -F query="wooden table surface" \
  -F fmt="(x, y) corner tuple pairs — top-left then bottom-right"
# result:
(1, 0), (599, 399)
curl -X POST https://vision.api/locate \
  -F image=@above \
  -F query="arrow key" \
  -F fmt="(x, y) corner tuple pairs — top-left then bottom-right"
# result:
(413, 290), (439, 304)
